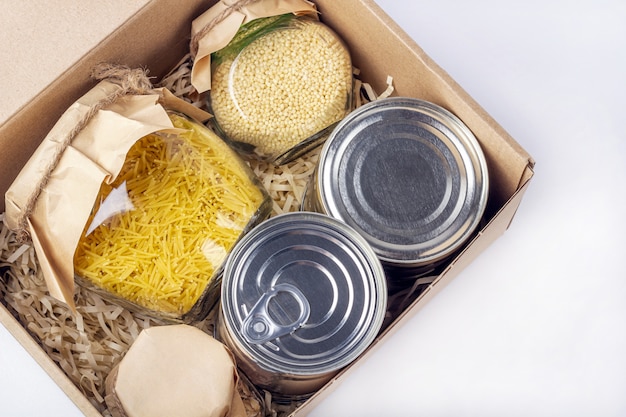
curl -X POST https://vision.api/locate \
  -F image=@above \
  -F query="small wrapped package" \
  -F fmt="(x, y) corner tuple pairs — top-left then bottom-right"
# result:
(105, 324), (248, 417)
(4, 67), (271, 322)
(190, 0), (353, 164)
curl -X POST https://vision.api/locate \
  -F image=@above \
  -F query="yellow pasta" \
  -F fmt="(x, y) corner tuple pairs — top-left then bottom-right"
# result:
(74, 113), (269, 317)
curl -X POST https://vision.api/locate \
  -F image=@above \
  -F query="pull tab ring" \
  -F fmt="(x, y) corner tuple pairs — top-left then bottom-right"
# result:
(241, 283), (311, 345)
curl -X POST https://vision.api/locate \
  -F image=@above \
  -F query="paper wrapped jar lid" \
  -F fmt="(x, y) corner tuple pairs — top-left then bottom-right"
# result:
(105, 324), (246, 417)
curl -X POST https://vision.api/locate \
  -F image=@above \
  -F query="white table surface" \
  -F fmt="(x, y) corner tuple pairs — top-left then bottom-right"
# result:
(1, 0), (625, 416)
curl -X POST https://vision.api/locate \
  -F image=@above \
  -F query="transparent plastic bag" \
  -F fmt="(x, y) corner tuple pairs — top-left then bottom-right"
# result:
(73, 112), (272, 322)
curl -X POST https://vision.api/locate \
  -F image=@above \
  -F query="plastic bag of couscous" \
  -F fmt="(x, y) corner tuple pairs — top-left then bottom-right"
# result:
(191, 3), (353, 165)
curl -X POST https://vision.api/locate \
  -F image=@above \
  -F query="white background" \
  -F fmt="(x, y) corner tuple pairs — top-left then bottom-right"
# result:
(1, 0), (625, 416)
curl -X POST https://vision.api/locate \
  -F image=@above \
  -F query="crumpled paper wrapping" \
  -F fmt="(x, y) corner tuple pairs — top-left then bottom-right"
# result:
(105, 324), (246, 417)
(4, 80), (209, 311)
(190, 0), (318, 93)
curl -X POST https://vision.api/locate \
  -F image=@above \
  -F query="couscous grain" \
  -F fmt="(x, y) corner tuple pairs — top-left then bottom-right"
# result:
(210, 16), (352, 162)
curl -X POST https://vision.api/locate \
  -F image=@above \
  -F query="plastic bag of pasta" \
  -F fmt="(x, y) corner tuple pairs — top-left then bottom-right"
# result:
(190, 0), (353, 164)
(74, 112), (271, 321)
(4, 65), (271, 322)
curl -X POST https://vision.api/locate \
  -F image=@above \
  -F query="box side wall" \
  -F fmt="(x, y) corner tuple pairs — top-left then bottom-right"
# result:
(293, 165), (534, 416)
(316, 0), (534, 214)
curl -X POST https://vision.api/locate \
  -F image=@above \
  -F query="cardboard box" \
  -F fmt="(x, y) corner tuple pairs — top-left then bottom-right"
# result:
(0, 0), (535, 415)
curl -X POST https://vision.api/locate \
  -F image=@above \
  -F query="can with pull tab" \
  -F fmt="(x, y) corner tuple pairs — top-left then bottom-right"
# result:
(218, 212), (387, 400)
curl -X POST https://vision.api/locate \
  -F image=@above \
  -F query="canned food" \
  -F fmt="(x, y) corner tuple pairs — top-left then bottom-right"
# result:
(218, 212), (387, 399)
(302, 97), (489, 279)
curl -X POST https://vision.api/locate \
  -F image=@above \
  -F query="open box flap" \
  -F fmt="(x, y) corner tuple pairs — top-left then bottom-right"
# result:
(0, 0), (210, 214)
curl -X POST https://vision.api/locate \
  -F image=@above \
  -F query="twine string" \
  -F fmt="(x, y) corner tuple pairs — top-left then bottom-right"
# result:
(14, 64), (155, 244)
(190, 0), (261, 58)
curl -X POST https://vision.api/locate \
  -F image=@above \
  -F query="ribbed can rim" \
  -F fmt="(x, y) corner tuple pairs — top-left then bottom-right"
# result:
(316, 97), (489, 267)
(221, 212), (387, 376)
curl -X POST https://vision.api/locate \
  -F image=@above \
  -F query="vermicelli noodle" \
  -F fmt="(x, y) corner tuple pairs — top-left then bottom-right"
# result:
(74, 113), (269, 316)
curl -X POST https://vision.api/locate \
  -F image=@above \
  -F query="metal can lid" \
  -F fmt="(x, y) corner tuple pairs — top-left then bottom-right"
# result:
(221, 212), (387, 375)
(317, 97), (489, 266)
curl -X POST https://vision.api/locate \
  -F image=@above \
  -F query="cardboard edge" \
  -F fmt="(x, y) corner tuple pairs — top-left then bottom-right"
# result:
(0, 2), (155, 133)
(0, 305), (102, 416)
(0, 9), (142, 214)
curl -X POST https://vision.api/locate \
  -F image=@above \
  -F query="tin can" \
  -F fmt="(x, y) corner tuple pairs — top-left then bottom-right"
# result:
(302, 97), (489, 281)
(218, 212), (387, 399)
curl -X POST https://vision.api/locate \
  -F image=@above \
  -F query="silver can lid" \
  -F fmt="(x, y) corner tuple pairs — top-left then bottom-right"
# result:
(221, 212), (386, 375)
(317, 97), (489, 267)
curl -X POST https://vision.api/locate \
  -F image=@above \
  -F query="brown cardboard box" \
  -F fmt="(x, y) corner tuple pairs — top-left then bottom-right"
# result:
(0, 0), (534, 415)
